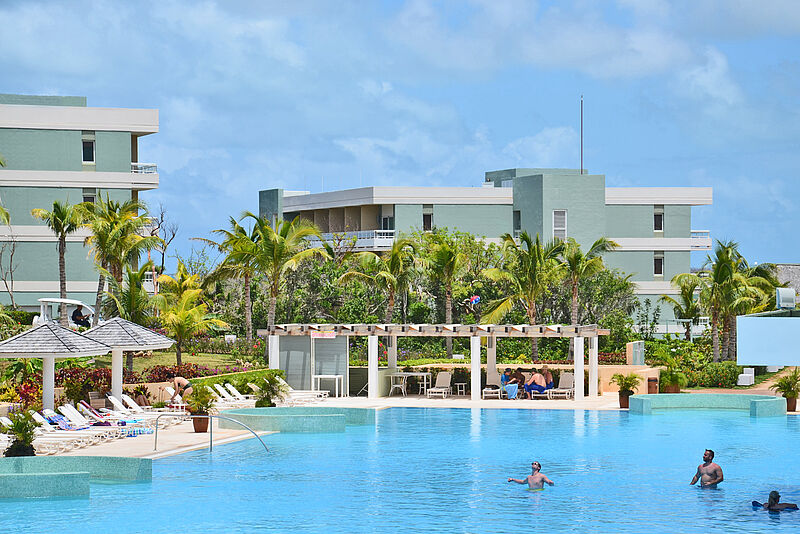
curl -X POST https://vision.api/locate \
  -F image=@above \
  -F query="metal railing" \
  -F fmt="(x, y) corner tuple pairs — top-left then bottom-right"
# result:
(152, 413), (269, 453)
(131, 162), (158, 174)
(690, 229), (711, 250)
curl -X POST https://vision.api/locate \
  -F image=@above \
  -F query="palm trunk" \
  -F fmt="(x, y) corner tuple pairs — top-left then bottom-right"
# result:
(569, 280), (579, 361)
(721, 314), (730, 362)
(93, 268), (105, 327)
(445, 285), (452, 357)
(729, 315), (737, 361)
(176, 341), (183, 366)
(528, 304), (538, 361)
(58, 236), (68, 326)
(244, 272), (253, 342)
(268, 292), (277, 329)
(126, 351), (134, 373)
(711, 309), (720, 363)
(385, 290), (395, 324)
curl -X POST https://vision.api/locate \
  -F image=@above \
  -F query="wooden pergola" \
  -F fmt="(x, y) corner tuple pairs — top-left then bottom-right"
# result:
(264, 323), (609, 401)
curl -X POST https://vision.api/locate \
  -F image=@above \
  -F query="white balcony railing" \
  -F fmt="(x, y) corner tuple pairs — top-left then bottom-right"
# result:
(131, 162), (158, 174)
(308, 230), (396, 251)
(690, 229), (711, 250)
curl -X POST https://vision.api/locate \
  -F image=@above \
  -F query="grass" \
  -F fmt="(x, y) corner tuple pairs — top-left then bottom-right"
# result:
(91, 351), (238, 374)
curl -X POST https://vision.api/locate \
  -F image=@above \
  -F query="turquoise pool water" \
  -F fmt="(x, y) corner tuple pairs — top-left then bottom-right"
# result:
(3, 408), (800, 533)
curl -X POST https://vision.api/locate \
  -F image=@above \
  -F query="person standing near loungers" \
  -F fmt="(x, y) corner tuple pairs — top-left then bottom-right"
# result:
(171, 376), (193, 401)
(508, 461), (554, 490)
(690, 449), (723, 488)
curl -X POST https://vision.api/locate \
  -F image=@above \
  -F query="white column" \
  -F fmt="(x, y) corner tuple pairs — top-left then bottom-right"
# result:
(268, 335), (280, 369)
(470, 336), (481, 401)
(487, 336), (497, 376)
(588, 336), (599, 398)
(574, 336), (585, 401)
(42, 356), (55, 411)
(388, 335), (397, 369)
(368, 335), (379, 399)
(111, 347), (124, 400)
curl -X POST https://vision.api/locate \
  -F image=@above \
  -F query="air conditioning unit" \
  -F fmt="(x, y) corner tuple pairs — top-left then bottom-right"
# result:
(776, 287), (796, 310)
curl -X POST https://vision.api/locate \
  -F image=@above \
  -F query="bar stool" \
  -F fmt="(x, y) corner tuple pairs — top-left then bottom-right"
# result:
(390, 375), (407, 397)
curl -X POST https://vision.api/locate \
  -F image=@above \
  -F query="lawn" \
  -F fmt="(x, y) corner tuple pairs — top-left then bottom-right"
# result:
(91, 351), (237, 374)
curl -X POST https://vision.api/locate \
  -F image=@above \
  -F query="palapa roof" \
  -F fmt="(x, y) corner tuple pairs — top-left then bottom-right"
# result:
(0, 322), (111, 358)
(83, 317), (175, 351)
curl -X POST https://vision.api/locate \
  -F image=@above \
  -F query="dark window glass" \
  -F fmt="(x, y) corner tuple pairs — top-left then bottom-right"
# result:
(654, 213), (663, 231)
(82, 140), (94, 162)
(654, 257), (664, 276)
(513, 210), (521, 231)
(422, 213), (433, 231)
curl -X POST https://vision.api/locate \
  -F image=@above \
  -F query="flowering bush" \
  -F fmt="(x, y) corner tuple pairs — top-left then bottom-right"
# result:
(17, 381), (41, 408)
(685, 361), (741, 388)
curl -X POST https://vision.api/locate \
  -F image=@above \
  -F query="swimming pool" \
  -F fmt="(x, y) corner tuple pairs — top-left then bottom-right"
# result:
(3, 408), (799, 533)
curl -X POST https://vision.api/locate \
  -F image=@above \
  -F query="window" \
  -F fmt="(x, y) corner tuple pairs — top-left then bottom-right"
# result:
(513, 210), (521, 231)
(422, 204), (433, 231)
(82, 130), (95, 164)
(654, 251), (664, 277)
(381, 216), (394, 230)
(654, 205), (664, 232)
(501, 179), (513, 188)
(553, 210), (567, 240)
(82, 188), (97, 204)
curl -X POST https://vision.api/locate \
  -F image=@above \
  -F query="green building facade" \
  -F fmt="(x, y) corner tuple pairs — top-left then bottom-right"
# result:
(0, 94), (159, 311)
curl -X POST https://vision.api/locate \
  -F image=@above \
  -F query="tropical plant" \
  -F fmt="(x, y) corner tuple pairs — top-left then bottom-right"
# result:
(250, 374), (288, 407)
(661, 275), (702, 341)
(657, 356), (689, 390)
(80, 195), (161, 326)
(185, 384), (215, 415)
(156, 289), (227, 366)
(421, 237), (467, 355)
(0, 155), (7, 225)
(2, 357), (42, 383)
(770, 368), (800, 399)
(156, 260), (202, 303)
(236, 213), (327, 327)
(195, 217), (260, 342)
(3, 411), (40, 457)
(482, 232), (564, 360)
(31, 201), (84, 325)
(340, 238), (416, 323)
(560, 237), (617, 359)
(610, 372), (642, 395)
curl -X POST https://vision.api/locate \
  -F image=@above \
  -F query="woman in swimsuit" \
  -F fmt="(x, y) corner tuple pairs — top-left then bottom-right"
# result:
(172, 376), (193, 401)
(763, 491), (798, 511)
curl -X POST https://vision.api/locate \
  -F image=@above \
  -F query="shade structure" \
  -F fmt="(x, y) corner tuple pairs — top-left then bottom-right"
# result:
(83, 318), (175, 399)
(0, 322), (111, 410)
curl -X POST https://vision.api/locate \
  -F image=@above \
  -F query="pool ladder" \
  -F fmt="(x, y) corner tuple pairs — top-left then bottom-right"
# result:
(152, 414), (269, 453)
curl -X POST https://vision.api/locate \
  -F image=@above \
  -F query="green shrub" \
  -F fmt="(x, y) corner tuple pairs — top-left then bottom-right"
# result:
(688, 361), (741, 388)
(7, 310), (36, 325)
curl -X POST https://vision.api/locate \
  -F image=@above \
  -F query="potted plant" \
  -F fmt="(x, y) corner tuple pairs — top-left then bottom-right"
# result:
(185, 385), (214, 433)
(770, 368), (800, 412)
(3, 411), (41, 457)
(659, 355), (688, 393)
(610, 373), (642, 409)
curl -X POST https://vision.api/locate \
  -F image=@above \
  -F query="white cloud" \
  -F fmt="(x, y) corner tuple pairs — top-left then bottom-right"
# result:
(676, 47), (743, 107)
(502, 128), (579, 167)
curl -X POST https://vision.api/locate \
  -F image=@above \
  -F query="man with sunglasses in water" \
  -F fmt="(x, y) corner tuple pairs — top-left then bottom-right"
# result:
(508, 461), (555, 490)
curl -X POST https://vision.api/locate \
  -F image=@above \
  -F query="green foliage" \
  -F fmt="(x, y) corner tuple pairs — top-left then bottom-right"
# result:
(185, 385), (215, 415)
(770, 369), (800, 399)
(249, 374), (288, 407)
(7, 310), (36, 325)
(685, 361), (741, 388)
(4, 411), (40, 451)
(635, 298), (661, 341)
(610, 372), (642, 394)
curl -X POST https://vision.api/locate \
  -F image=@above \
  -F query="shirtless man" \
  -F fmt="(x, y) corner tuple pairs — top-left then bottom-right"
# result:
(508, 461), (555, 490)
(690, 449), (724, 488)
(523, 371), (547, 399)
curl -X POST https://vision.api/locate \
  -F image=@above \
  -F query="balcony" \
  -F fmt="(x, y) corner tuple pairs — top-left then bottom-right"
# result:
(690, 230), (711, 250)
(131, 162), (158, 174)
(308, 230), (396, 251)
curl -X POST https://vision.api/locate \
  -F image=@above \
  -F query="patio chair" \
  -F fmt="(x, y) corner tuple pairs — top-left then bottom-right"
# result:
(225, 383), (257, 402)
(482, 370), (505, 400)
(389, 374), (407, 397)
(2, 415), (89, 451)
(426, 371), (452, 399)
(213, 383), (254, 407)
(27, 412), (111, 445)
(547, 372), (575, 399)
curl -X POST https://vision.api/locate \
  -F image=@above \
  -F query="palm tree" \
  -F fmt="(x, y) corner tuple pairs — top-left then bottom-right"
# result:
(236, 213), (327, 328)
(340, 238), (417, 323)
(156, 288), (226, 366)
(0, 155), (8, 225)
(105, 263), (159, 371)
(31, 201), (84, 326)
(482, 232), (564, 360)
(660, 276), (702, 340)
(156, 260), (202, 303)
(561, 237), (617, 359)
(196, 216), (260, 342)
(423, 238), (468, 356)
(80, 196), (161, 326)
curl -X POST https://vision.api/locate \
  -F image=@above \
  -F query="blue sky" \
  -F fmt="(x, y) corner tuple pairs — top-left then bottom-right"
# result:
(2, 0), (799, 269)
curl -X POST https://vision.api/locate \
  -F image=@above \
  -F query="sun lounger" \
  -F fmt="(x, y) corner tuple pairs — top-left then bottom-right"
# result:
(427, 371), (452, 399)
(225, 383), (257, 401)
(1, 415), (86, 452)
(276, 376), (328, 399)
(212, 383), (254, 407)
(547, 372), (575, 399)
(482, 370), (505, 399)
(29, 411), (119, 444)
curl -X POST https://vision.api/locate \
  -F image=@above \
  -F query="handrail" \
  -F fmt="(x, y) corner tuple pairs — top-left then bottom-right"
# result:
(152, 413), (269, 453)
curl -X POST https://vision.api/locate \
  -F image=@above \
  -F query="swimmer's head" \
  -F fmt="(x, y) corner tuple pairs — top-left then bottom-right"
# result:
(531, 461), (541, 472)
(704, 449), (715, 461)
(769, 491), (781, 505)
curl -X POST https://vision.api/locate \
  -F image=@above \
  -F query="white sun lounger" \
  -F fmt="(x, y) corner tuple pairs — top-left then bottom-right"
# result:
(427, 372), (452, 399)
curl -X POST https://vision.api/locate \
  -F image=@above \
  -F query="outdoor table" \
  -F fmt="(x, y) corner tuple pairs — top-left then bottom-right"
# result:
(388, 372), (432, 395)
(312, 374), (344, 397)
(454, 382), (467, 396)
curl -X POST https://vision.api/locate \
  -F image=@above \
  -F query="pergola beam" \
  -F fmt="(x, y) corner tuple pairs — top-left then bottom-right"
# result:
(263, 323), (607, 338)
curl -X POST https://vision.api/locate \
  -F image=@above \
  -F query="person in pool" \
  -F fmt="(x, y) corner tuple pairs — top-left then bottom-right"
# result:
(508, 461), (554, 490)
(690, 449), (723, 488)
(761, 491), (798, 511)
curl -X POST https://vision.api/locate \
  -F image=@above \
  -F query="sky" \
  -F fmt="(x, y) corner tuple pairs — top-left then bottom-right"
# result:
(1, 0), (799, 270)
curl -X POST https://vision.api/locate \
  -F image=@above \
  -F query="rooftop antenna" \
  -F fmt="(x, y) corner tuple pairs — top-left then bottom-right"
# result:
(580, 94), (584, 175)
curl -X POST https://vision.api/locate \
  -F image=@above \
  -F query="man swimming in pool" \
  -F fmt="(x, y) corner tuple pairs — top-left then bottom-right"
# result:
(508, 461), (554, 490)
(690, 449), (723, 488)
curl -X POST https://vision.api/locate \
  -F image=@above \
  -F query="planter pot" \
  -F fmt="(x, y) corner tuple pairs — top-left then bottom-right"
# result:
(662, 384), (681, 394)
(192, 415), (209, 433)
(786, 397), (797, 412)
(619, 392), (632, 409)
